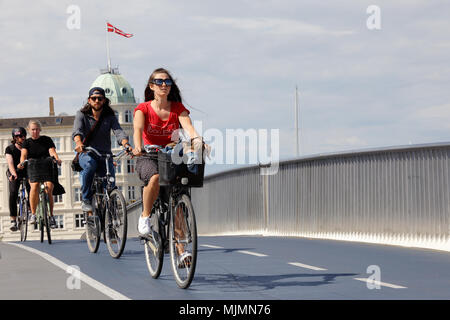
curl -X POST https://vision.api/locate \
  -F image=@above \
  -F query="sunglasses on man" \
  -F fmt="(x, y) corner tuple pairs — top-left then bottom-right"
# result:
(152, 79), (173, 86)
(90, 96), (105, 102)
(14, 134), (25, 138)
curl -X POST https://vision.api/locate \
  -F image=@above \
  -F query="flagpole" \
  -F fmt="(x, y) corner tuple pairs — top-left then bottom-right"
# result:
(106, 21), (111, 73)
(295, 85), (299, 157)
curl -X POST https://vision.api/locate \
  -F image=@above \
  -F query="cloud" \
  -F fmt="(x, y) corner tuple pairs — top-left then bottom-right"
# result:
(192, 16), (355, 37)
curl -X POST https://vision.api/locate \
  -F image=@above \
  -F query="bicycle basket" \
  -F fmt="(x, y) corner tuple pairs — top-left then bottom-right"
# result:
(157, 151), (178, 186)
(157, 151), (205, 187)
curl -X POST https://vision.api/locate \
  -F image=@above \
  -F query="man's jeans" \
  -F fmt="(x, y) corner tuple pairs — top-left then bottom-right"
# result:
(79, 152), (115, 202)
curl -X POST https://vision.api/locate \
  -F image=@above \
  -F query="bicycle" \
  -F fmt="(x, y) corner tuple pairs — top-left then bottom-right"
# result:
(19, 159), (53, 244)
(17, 177), (30, 242)
(139, 144), (204, 289)
(83, 146), (129, 259)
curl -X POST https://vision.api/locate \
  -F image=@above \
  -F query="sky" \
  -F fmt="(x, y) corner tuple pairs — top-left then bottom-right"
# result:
(1, 0), (449, 174)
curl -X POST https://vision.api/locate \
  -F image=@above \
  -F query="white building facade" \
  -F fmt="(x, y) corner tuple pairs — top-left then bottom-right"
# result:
(0, 69), (141, 241)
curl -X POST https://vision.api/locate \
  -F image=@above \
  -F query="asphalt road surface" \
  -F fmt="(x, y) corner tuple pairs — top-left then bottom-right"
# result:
(1, 235), (449, 300)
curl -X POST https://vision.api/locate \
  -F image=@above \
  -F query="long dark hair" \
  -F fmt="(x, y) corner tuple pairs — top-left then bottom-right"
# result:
(80, 97), (115, 117)
(144, 68), (182, 103)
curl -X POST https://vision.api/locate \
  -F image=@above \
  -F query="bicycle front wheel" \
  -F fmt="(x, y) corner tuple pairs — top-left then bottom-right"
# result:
(144, 213), (164, 278)
(105, 189), (127, 258)
(169, 194), (197, 289)
(86, 212), (101, 253)
(19, 199), (29, 242)
(43, 194), (51, 244)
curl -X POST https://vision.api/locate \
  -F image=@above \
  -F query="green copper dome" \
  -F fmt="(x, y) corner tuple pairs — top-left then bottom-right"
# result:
(90, 69), (136, 104)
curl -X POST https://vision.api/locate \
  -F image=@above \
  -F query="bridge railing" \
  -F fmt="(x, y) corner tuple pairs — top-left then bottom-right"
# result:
(191, 142), (450, 251)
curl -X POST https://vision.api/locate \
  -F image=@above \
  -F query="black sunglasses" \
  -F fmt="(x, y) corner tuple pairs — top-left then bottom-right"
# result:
(90, 96), (105, 102)
(15, 135), (25, 138)
(152, 78), (173, 86)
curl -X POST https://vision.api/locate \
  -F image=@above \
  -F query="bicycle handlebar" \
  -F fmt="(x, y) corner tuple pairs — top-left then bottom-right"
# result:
(83, 146), (131, 159)
(18, 159), (28, 168)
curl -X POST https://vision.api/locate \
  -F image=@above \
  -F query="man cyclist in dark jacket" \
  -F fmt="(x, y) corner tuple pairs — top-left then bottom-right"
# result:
(72, 87), (131, 212)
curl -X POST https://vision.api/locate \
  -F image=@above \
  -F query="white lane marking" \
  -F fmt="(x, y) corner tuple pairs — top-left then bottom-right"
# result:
(287, 262), (328, 271)
(353, 278), (407, 289)
(7, 242), (131, 300)
(201, 244), (224, 249)
(237, 250), (268, 257)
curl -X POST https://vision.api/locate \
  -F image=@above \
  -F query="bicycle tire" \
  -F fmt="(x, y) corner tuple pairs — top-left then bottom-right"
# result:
(19, 198), (29, 242)
(169, 194), (198, 289)
(105, 189), (127, 258)
(86, 211), (101, 253)
(144, 208), (164, 278)
(43, 194), (51, 244)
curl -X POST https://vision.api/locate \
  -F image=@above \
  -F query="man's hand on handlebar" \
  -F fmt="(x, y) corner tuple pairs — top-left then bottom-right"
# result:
(75, 142), (85, 153)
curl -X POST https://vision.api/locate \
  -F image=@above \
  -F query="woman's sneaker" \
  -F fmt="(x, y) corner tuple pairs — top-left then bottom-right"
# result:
(29, 214), (37, 225)
(10, 220), (18, 232)
(138, 215), (151, 235)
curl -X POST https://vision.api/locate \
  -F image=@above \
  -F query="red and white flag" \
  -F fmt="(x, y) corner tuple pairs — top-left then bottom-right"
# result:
(107, 22), (133, 38)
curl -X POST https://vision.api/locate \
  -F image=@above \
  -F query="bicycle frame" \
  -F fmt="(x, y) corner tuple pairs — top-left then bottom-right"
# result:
(83, 146), (129, 258)
(85, 146), (127, 230)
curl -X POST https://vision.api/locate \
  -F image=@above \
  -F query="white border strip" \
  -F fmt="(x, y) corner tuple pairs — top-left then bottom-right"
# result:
(7, 242), (131, 300)
(354, 277), (407, 289)
(288, 262), (327, 271)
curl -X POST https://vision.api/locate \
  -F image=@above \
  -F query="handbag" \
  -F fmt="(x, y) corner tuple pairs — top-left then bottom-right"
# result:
(71, 115), (103, 172)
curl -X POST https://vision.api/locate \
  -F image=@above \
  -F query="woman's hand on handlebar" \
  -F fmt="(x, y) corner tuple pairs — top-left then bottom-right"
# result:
(17, 161), (27, 170)
(132, 146), (142, 157)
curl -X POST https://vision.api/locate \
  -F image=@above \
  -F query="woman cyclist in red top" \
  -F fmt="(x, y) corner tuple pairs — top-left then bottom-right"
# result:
(133, 68), (203, 236)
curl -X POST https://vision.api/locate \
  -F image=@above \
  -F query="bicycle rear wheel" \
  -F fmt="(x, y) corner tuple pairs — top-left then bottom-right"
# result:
(105, 189), (127, 258)
(169, 194), (197, 289)
(144, 211), (164, 278)
(19, 199), (29, 242)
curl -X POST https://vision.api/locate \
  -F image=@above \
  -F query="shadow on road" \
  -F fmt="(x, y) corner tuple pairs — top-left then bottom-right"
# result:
(191, 272), (359, 292)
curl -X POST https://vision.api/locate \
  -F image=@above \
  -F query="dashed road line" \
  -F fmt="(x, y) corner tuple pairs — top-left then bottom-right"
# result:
(237, 250), (268, 257)
(201, 244), (224, 249)
(353, 278), (407, 289)
(287, 262), (328, 271)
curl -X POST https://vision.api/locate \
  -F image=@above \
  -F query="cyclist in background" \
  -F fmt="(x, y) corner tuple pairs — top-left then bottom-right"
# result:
(72, 87), (132, 213)
(17, 120), (62, 228)
(5, 127), (29, 231)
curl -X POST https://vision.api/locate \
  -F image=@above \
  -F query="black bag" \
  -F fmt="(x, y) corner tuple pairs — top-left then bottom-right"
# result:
(71, 153), (82, 172)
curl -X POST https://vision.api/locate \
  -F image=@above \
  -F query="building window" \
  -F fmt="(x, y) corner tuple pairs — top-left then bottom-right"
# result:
(54, 194), (63, 203)
(53, 137), (61, 151)
(75, 214), (85, 229)
(127, 159), (135, 173)
(125, 110), (132, 123)
(111, 135), (120, 149)
(128, 186), (136, 200)
(58, 165), (62, 176)
(54, 215), (64, 229)
(114, 111), (119, 121)
(74, 188), (81, 202)
(115, 160), (122, 174)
